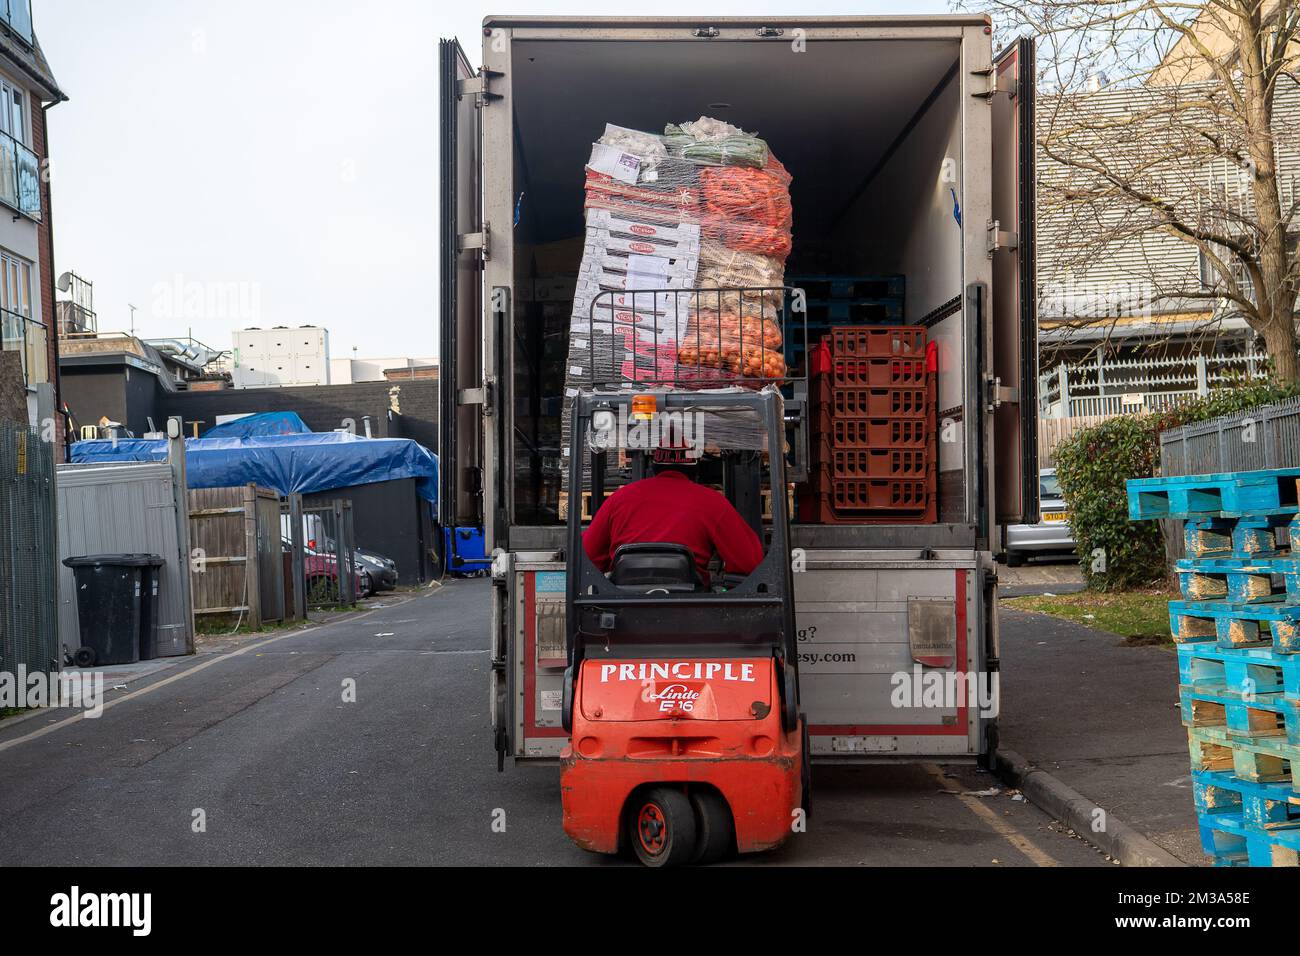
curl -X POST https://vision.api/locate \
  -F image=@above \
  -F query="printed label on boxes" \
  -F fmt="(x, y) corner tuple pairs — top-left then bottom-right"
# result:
(587, 143), (641, 185)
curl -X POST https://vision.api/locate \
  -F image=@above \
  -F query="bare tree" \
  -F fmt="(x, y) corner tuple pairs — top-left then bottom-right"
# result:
(971, 1), (1300, 381)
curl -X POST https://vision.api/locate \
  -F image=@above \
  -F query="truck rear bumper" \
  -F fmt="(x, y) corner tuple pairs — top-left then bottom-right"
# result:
(559, 748), (802, 855)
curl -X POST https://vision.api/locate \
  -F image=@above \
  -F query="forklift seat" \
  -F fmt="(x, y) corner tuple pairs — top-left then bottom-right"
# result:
(609, 543), (701, 593)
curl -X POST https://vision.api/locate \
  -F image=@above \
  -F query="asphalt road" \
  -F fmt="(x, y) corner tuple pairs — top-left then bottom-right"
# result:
(0, 579), (1108, 867)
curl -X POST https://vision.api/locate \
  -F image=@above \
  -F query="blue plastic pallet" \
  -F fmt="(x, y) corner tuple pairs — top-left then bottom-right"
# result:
(1169, 599), (1300, 652)
(805, 301), (905, 323)
(787, 274), (907, 300)
(1174, 558), (1292, 603)
(1178, 643), (1300, 698)
(1127, 468), (1300, 520)
(1183, 514), (1295, 559)
(1197, 807), (1300, 866)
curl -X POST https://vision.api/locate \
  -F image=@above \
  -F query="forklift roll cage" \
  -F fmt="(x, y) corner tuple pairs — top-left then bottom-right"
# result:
(564, 389), (799, 685)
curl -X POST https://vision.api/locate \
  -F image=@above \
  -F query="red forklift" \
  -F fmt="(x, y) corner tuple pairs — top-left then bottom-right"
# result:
(559, 387), (808, 866)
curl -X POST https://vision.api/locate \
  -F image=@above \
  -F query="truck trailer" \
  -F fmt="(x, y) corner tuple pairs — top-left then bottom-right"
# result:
(438, 15), (1038, 767)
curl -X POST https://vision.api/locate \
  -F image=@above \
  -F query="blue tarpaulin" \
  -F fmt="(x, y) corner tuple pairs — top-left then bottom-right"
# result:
(71, 432), (439, 504)
(202, 411), (311, 439)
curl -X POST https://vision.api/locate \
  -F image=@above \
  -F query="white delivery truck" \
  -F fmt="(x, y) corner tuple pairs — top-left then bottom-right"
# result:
(438, 15), (1038, 766)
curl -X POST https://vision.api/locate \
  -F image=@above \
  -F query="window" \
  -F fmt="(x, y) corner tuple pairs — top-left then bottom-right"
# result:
(0, 76), (24, 145)
(1, 0), (33, 46)
(0, 249), (42, 385)
(0, 73), (38, 219)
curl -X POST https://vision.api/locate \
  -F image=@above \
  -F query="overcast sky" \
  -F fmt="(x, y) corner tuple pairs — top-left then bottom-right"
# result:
(39, 0), (922, 361)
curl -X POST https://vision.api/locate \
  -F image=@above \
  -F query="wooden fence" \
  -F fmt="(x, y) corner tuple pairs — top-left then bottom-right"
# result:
(188, 484), (286, 627)
(1038, 415), (1115, 466)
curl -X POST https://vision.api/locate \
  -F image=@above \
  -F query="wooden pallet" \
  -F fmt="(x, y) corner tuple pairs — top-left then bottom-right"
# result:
(1197, 807), (1300, 866)
(557, 489), (615, 522)
(1174, 558), (1292, 603)
(1181, 688), (1300, 746)
(1178, 643), (1300, 698)
(1193, 770), (1300, 829)
(1169, 600), (1300, 653)
(1183, 514), (1295, 560)
(1128, 469), (1300, 520)
(1189, 725), (1300, 790)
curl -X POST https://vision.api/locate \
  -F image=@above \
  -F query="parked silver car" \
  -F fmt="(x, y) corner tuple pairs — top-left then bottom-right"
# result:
(1004, 468), (1076, 566)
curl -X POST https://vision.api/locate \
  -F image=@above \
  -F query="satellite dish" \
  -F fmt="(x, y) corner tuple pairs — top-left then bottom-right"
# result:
(56, 271), (73, 293)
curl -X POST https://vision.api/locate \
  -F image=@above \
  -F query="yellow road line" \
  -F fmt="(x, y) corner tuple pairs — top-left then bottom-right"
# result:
(0, 596), (415, 755)
(925, 764), (1060, 867)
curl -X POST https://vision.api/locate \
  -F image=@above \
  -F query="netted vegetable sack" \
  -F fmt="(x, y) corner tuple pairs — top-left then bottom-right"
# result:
(561, 117), (794, 463)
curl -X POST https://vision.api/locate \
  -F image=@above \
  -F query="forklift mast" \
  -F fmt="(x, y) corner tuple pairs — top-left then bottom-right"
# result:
(563, 389), (799, 716)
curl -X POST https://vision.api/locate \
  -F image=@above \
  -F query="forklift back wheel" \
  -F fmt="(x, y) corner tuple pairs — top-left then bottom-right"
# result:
(689, 790), (735, 866)
(629, 787), (697, 868)
(781, 667), (799, 732)
(561, 666), (575, 734)
(73, 646), (96, 669)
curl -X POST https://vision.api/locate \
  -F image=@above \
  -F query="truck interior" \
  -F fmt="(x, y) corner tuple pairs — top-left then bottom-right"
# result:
(508, 37), (970, 529)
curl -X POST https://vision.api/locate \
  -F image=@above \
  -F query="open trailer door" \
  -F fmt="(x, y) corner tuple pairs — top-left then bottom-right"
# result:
(989, 36), (1039, 529)
(438, 38), (484, 545)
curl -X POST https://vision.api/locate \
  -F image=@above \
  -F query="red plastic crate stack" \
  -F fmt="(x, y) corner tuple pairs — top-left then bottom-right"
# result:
(800, 326), (938, 524)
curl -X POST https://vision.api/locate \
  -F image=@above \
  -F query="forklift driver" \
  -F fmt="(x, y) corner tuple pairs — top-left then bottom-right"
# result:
(581, 431), (764, 587)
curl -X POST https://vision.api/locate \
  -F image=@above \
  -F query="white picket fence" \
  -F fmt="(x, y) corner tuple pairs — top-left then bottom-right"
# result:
(1039, 350), (1270, 419)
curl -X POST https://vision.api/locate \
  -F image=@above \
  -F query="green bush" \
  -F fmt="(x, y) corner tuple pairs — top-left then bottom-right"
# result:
(1055, 380), (1300, 590)
(1055, 416), (1165, 589)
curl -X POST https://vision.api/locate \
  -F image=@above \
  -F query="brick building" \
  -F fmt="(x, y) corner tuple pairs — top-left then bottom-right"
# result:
(0, 2), (67, 454)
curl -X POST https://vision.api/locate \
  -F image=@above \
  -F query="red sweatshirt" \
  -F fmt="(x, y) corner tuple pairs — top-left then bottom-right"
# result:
(582, 471), (765, 584)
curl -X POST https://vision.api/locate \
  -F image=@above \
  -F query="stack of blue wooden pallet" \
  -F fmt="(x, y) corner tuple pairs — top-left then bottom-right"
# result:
(1127, 468), (1300, 866)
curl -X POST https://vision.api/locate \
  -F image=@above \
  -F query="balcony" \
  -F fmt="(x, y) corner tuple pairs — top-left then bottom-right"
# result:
(1, 306), (45, 385)
(0, 0), (32, 45)
(0, 129), (38, 221)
